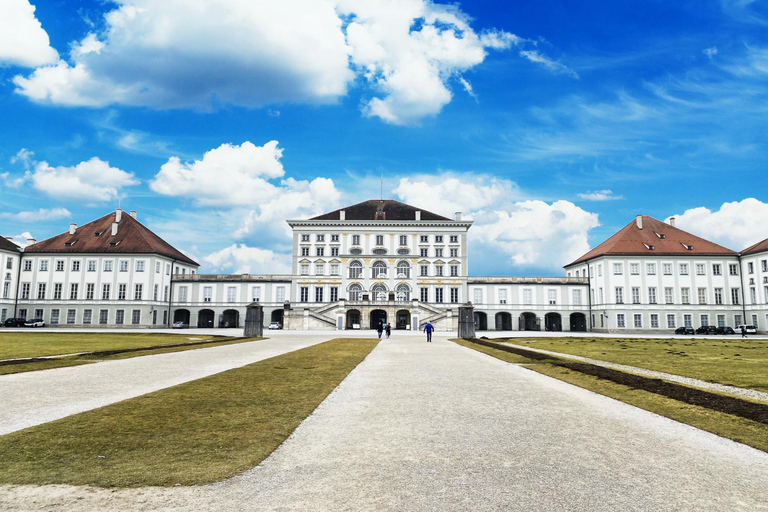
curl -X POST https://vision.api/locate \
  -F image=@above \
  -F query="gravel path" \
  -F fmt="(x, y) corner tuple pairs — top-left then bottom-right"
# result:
(2, 334), (766, 511)
(0, 333), (334, 435)
(499, 341), (768, 403)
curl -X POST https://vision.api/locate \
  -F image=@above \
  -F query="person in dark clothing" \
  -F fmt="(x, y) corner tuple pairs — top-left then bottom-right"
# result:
(423, 321), (434, 342)
(741, 326), (747, 338)
(377, 321), (384, 339)
(385, 323), (392, 339)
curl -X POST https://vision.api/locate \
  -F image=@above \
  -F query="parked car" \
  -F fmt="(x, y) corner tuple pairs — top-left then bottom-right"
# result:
(24, 318), (45, 328)
(3, 318), (26, 327)
(715, 326), (735, 335)
(736, 325), (757, 334)
(674, 326), (694, 335)
(172, 321), (189, 329)
(695, 325), (718, 334)
(268, 321), (281, 330)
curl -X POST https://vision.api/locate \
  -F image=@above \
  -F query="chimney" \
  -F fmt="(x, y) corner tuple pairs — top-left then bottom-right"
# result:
(669, 217), (676, 227)
(455, 212), (462, 221)
(69, 223), (77, 235)
(415, 210), (421, 221)
(27, 238), (36, 245)
(635, 215), (643, 230)
(115, 208), (122, 222)
(111, 222), (119, 236)
(130, 210), (137, 219)
(339, 210), (346, 220)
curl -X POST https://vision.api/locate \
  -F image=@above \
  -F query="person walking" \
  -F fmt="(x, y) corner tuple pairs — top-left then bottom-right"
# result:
(377, 320), (384, 339)
(385, 323), (392, 339)
(741, 325), (747, 338)
(423, 321), (434, 342)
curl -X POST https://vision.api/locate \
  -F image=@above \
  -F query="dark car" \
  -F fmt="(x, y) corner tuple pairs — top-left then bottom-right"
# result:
(695, 325), (717, 334)
(675, 326), (694, 335)
(4, 318), (26, 327)
(716, 326), (735, 335)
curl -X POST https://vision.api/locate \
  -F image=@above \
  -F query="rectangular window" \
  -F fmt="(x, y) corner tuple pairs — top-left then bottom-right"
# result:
(684, 314), (692, 328)
(166, 264), (170, 275)
(763, 259), (768, 272)
(648, 287), (657, 304)
(420, 248), (428, 257)
(67, 309), (76, 324)
(697, 287), (707, 304)
(83, 309), (92, 324)
(349, 265), (362, 279)
(276, 286), (285, 303)
(420, 287), (429, 302)
(420, 235), (429, 243)
(375, 235), (384, 245)
(617, 314), (625, 328)
(119, 260), (128, 272)
(316, 234), (325, 242)
(450, 265), (459, 277)
(153, 284), (159, 301)
(681, 287), (690, 304)
(99, 309), (108, 324)
(315, 263), (324, 275)
(650, 314), (658, 328)
(615, 287), (624, 304)
(51, 309), (60, 324)
(115, 310), (125, 324)
(712, 264), (721, 276)
(155, 261), (161, 273)
(717, 314), (726, 328)
(330, 287), (338, 302)
(634, 314), (642, 328)
(613, 263), (623, 275)
(420, 265), (429, 276)
(436, 265), (443, 276)
(316, 247), (324, 257)
(300, 286), (309, 302)
(86, 283), (94, 300)
(748, 262), (754, 274)
(136, 261), (145, 272)
(450, 248), (458, 258)
(300, 264), (309, 275)
(70, 283), (78, 300)
(631, 287), (640, 304)
(474, 289), (482, 304)
(301, 247), (309, 256)
(499, 289), (507, 304)
(352, 235), (360, 245)
(548, 289), (557, 305)
(301, 234), (310, 242)
(330, 234), (338, 242)
(227, 286), (236, 302)
(646, 263), (656, 275)
(679, 264), (688, 275)
(714, 288), (723, 305)
(731, 288), (740, 305)
(399, 235), (407, 245)
(696, 263), (705, 275)
(450, 235), (458, 243)
(40, 260), (48, 271)
(734, 314), (743, 327)
(5, 258), (12, 270)
(729, 264), (738, 276)
(132, 310), (141, 324)
(102, 284), (110, 300)
(18, 308), (26, 320)
(450, 287), (459, 303)
(630, 263), (639, 275)
(572, 289), (582, 306)
(664, 287), (673, 304)
(56, 260), (64, 271)
(203, 286), (212, 302)
(52, 283), (62, 300)
(21, 283), (30, 299)
(37, 283), (46, 299)
(134, 284), (143, 300)
(667, 314), (676, 328)
(435, 235), (443, 243)
(331, 247), (339, 257)
(179, 286), (188, 302)
(523, 289), (532, 305)
(330, 263), (339, 275)
(104, 260), (113, 272)
(23, 260), (32, 271)
(118, 284), (127, 300)
(164, 285), (169, 301)
(70, 260), (80, 272)
(2, 282), (8, 299)
(315, 287), (323, 302)
(598, 264), (603, 276)
(663, 263), (672, 275)
(435, 248), (443, 258)
(435, 288), (444, 303)
(701, 314), (709, 327)
(249, 286), (259, 302)
(750, 287), (757, 304)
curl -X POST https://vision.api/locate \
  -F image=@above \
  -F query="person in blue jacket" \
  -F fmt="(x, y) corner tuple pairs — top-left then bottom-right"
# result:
(423, 321), (434, 342)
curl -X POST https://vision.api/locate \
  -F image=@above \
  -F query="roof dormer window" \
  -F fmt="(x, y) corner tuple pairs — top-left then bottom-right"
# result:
(643, 243), (654, 250)
(109, 241), (121, 247)
(681, 243), (693, 250)
(654, 232), (665, 239)
(65, 239), (77, 246)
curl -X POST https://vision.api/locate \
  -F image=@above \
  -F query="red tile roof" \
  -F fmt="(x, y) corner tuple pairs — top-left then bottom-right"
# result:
(309, 199), (451, 221)
(741, 237), (768, 256)
(24, 211), (198, 266)
(566, 216), (736, 267)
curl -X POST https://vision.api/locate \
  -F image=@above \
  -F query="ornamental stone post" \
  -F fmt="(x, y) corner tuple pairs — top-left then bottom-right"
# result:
(244, 302), (264, 338)
(458, 303), (475, 339)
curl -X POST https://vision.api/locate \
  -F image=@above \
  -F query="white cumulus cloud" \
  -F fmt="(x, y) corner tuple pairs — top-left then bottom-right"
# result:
(9, 232), (35, 248)
(204, 244), (290, 274)
(669, 198), (768, 251)
(25, 157), (138, 203)
(0, 0), (58, 67)
(0, 208), (71, 222)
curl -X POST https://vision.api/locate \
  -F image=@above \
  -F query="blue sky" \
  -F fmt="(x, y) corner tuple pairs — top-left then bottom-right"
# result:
(1, 0), (767, 276)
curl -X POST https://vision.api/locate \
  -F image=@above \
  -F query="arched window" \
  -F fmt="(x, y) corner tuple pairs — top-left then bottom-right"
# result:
(395, 283), (411, 302)
(396, 261), (410, 279)
(349, 260), (363, 279)
(371, 283), (388, 302)
(348, 283), (363, 301)
(372, 261), (387, 279)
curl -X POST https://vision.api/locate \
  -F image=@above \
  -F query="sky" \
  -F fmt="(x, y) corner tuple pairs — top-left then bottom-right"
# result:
(1, 0), (767, 276)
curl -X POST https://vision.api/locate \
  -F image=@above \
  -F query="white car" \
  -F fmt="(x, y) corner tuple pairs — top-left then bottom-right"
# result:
(736, 325), (757, 334)
(268, 321), (281, 330)
(24, 318), (45, 328)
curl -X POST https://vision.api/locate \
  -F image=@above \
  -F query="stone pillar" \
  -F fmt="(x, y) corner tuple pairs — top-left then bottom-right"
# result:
(458, 303), (475, 339)
(244, 302), (263, 337)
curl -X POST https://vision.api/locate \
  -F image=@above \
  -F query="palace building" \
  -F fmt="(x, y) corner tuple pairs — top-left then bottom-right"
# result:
(3, 201), (767, 333)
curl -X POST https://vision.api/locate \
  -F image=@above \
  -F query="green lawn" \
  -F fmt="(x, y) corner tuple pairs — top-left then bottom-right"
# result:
(0, 338), (378, 487)
(501, 336), (768, 392)
(0, 332), (223, 360)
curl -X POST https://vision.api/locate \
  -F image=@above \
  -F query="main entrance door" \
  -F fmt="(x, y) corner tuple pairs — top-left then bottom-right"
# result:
(370, 309), (387, 329)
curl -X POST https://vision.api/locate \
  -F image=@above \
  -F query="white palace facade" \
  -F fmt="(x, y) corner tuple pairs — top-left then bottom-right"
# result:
(2, 200), (768, 333)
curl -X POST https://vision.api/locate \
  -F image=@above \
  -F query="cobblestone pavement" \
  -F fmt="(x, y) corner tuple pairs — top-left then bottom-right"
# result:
(2, 334), (767, 511)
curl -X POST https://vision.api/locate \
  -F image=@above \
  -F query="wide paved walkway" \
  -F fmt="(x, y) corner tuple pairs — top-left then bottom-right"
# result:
(1, 334), (767, 511)
(0, 333), (334, 435)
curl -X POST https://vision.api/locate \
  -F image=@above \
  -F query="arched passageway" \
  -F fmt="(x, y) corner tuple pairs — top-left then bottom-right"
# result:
(519, 312), (538, 331)
(474, 312), (488, 330)
(545, 312), (562, 331)
(495, 312), (512, 331)
(570, 312), (587, 332)
(174, 309), (190, 324)
(198, 309), (215, 328)
(370, 309), (387, 330)
(346, 309), (361, 329)
(271, 309), (284, 326)
(221, 309), (239, 328)
(396, 309), (410, 329)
